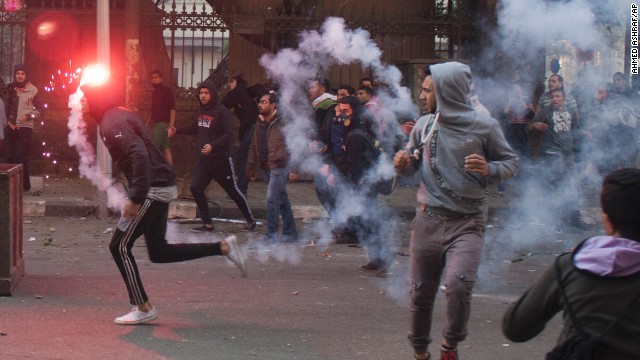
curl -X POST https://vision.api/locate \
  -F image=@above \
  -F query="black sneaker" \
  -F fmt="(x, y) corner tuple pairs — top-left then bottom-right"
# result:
(241, 220), (257, 232)
(359, 262), (379, 272)
(191, 224), (215, 233)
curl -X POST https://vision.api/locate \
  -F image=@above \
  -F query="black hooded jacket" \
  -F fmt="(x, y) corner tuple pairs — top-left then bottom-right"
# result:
(176, 79), (233, 160)
(221, 85), (258, 141)
(336, 114), (377, 184)
(81, 83), (175, 204)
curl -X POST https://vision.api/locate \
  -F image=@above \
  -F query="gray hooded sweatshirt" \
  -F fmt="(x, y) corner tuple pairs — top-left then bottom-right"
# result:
(404, 62), (518, 214)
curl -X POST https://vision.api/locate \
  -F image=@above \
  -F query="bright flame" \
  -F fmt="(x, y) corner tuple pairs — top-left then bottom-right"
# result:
(81, 64), (110, 87)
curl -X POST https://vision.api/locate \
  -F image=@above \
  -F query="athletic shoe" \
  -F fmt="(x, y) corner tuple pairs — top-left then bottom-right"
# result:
(225, 236), (247, 277)
(359, 261), (379, 272)
(114, 306), (158, 325)
(241, 220), (257, 232)
(191, 224), (215, 233)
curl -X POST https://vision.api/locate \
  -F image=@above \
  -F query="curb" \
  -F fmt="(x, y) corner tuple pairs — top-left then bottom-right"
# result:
(22, 198), (422, 220)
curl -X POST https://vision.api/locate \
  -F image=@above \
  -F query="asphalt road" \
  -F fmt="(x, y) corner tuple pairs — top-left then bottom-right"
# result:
(1, 212), (592, 360)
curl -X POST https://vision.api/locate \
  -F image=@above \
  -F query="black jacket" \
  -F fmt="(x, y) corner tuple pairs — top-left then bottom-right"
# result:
(98, 107), (175, 204)
(176, 79), (233, 160)
(339, 122), (378, 184)
(222, 86), (258, 140)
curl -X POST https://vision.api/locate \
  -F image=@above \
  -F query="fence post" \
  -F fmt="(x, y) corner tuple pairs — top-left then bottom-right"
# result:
(0, 164), (25, 296)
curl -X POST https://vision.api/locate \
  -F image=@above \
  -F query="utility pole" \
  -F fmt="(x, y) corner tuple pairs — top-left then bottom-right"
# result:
(95, 0), (112, 218)
(125, 0), (140, 111)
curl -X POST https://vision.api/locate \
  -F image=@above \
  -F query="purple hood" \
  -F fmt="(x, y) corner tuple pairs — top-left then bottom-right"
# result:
(574, 236), (640, 277)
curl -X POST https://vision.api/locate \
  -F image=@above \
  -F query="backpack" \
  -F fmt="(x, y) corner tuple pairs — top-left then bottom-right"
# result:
(348, 128), (397, 196)
(546, 254), (640, 360)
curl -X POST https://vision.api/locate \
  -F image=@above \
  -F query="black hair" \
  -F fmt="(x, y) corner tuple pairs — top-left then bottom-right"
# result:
(613, 72), (627, 81)
(262, 91), (279, 106)
(338, 94), (360, 109)
(423, 65), (432, 77)
(360, 77), (372, 84)
(338, 84), (356, 95)
(358, 86), (373, 95)
(313, 78), (331, 92)
(549, 87), (565, 96)
(549, 74), (563, 84)
(150, 69), (162, 77)
(601, 168), (640, 240)
(232, 74), (248, 87)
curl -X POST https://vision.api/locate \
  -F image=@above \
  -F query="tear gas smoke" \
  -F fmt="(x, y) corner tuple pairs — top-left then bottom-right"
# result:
(471, 0), (634, 284)
(258, 17), (413, 272)
(260, 17), (417, 174)
(67, 85), (125, 211)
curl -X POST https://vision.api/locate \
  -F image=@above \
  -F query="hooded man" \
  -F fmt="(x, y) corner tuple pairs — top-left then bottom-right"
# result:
(79, 78), (246, 326)
(503, 168), (640, 359)
(5, 64), (44, 191)
(318, 95), (395, 273)
(222, 74), (259, 196)
(394, 62), (518, 360)
(168, 79), (256, 232)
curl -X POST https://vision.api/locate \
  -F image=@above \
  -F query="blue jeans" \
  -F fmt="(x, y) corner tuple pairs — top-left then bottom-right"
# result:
(264, 167), (298, 242)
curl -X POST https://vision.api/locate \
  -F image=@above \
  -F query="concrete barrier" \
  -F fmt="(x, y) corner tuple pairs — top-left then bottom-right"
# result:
(0, 164), (25, 296)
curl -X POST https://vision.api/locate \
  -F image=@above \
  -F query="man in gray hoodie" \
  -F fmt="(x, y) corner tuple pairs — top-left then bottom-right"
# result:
(394, 62), (518, 360)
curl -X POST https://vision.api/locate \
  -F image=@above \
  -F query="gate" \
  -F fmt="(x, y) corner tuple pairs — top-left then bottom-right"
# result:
(0, 3), (25, 86)
(144, 0), (230, 90)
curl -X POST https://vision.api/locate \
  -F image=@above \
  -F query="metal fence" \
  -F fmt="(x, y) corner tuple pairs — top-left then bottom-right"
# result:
(0, 6), (25, 86)
(149, 0), (230, 89)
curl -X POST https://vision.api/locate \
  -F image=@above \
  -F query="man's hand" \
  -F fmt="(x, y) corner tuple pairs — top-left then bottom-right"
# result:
(16, 115), (26, 124)
(464, 153), (489, 177)
(393, 150), (411, 172)
(320, 164), (330, 177)
(309, 140), (320, 152)
(167, 126), (176, 137)
(530, 122), (548, 132)
(327, 174), (336, 186)
(7, 122), (17, 130)
(201, 144), (212, 155)
(288, 172), (299, 182)
(121, 199), (140, 220)
(400, 121), (415, 136)
(246, 168), (256, 182)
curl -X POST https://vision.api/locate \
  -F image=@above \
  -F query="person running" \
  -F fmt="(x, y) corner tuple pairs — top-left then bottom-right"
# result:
(394, 62), (518, 360)
(80, 78), (247, 325)
(169, 79), (257, 233)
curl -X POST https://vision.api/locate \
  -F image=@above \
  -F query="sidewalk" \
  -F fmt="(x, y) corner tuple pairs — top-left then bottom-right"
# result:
(22, 176), (513, 220)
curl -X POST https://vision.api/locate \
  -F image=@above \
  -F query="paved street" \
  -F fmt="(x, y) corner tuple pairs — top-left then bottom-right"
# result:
(1, 177), (594, 359)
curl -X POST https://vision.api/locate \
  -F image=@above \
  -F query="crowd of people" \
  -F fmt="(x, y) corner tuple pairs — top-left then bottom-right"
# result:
(2, 61), (639, 359)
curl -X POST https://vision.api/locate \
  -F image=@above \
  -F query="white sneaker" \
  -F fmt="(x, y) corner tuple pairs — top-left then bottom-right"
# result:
(225, 235), (247, 277)
(114, 306), (158, 325)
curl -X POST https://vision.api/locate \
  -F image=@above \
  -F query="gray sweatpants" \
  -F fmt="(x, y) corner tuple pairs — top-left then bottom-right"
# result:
(407, 208), (485, 354)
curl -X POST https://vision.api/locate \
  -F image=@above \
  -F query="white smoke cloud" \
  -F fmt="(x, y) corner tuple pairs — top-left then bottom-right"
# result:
(260, 17), (417, 172)
(67, 88), (126, 211)
(498, 0), (604, 50)
(473, 0), (635, 273)
(257, 17), (413, 275)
